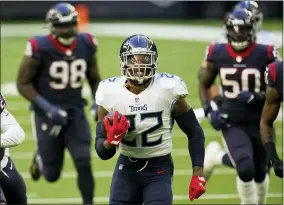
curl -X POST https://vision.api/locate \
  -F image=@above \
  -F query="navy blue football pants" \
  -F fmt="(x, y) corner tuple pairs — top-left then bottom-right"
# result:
(110, 154), (174, 205)
(222, 123), (268, 182)
(0, 157), (27, 205)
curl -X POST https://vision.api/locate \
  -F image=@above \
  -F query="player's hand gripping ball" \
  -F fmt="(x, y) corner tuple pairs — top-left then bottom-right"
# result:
(102, 111), (129, 146)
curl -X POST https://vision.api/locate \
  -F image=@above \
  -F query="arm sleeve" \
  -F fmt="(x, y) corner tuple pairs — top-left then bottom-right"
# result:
(1, 109), (25, 148)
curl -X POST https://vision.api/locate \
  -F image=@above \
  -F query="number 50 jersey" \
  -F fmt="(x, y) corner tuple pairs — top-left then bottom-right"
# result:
(25, 33), (98, 109)
(96, 73), (188, 158)
(205, 42), (277, 122)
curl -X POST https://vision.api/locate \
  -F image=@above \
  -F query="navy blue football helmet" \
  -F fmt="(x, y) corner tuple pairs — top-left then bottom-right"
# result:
(225, 8), (257, 51)
(46, 3), (78, 45)
(119, 34), (158, 85)
(234, 1), (263, 30)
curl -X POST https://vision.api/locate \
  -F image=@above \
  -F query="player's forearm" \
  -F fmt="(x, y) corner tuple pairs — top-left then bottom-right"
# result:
(95, 121), (116, 160)
(16, 82), (39, 102)
(199, 84), (211, 115)
(175, 109), (205, 168)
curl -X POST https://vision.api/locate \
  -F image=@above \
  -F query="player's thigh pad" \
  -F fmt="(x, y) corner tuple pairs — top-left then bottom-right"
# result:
(109, 156), (143, 205)
(0, 158), (27, 205)
(143, 174), (173, 205)
(65, 109), (92, 161)
(222, 125), (254, 164)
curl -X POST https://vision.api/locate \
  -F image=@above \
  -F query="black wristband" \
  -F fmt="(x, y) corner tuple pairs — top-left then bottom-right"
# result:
(264, 141), (280, 161)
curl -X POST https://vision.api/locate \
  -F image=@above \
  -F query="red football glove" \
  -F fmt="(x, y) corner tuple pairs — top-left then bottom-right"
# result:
(189, 176), (206, 201)
(103, 111), (129, 146)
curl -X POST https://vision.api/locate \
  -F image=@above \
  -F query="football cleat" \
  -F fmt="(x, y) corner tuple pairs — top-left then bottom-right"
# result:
(203, 141), (225, 181)
(29, 152), (41, 181)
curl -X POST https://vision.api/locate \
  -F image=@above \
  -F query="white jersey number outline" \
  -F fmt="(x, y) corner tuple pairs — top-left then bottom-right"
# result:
(122, 111), (164, 147)
(49, 59), (87, 90)
(220, 68), (261, 98)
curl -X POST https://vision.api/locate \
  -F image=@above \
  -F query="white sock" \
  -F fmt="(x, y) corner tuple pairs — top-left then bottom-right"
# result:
(236, 176), (257, 204)
(255, 174), (269, 204)
(215, 151), (226, 165)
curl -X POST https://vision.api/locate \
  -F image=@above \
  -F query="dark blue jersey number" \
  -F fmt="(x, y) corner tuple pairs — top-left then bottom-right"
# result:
(122, 111), (164, 147)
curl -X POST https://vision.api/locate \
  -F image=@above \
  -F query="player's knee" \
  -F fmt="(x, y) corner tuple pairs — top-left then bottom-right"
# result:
(236, 158), (254, 182)
(254, 166), (267, 183)
(74, 158), (91, 173)
(43, 167), (61, 182)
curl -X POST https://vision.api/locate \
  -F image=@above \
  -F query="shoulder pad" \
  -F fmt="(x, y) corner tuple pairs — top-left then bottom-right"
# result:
(79, 33), (99, 53)
(25, 35), (48, 59)
(157, 73), (189, 100)
(204, 43), (225, 62)
(95, 77), (124, 112)
(0, 93), (7, 114)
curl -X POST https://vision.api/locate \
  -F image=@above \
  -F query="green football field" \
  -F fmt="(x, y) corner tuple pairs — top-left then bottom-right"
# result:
(1, 21), (283, 204)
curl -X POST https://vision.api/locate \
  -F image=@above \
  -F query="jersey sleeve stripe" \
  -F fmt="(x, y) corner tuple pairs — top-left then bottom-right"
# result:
(266, 45), (273, 60)
(86, 33), (95, 48)
(29, 39), (39, 53)
(207, 44), (214, 58)
(268, 62), (276, 83)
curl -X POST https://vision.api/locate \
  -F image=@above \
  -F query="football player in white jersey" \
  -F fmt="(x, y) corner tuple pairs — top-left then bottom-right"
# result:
(95, 34), (206, 204)
(0, 93), (27, 204)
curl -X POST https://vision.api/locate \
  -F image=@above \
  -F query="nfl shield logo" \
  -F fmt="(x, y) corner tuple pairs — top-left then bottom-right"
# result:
(135, 97), (140, 103)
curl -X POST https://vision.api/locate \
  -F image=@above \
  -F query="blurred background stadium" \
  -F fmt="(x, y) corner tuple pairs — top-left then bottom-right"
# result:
(1, 1), (283, 204)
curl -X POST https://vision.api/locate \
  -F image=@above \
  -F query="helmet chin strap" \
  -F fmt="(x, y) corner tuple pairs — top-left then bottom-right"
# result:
(125, 78), (152, 91)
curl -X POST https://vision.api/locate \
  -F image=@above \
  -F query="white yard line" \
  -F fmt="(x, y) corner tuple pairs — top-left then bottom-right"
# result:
(27, 193), (282, 203)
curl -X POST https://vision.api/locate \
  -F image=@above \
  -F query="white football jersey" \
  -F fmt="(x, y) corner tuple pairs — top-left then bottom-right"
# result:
(96, 73), (189, 158)
(215, 30), (279, 48)
(1, 109), (25, 170)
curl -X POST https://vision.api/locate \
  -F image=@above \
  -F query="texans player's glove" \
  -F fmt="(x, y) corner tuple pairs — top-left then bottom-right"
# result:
(90, 102), (98, 122)
(271, 159), (283, 178)
(238, 91), (265, 104)
(208, 111), (230, 131)
(104, 111), (129, 146)
(238, 91), (256, 104)
(34, 96), (67, 137)
(189, 176), (206, 201)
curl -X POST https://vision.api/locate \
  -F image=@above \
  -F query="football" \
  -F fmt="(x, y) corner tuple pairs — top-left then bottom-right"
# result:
(101, 112), (122, 136)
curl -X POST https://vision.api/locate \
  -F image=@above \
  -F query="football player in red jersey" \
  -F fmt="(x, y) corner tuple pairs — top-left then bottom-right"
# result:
(16, 3), (101, 204)
(199, 9), (278, 204)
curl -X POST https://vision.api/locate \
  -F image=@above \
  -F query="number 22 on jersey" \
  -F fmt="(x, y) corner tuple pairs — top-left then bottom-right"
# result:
(220, 67), (261, 98)
(49, 59), (87, 90)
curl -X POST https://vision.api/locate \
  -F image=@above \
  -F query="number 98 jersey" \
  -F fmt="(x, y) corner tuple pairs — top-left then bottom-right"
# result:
(205, 43), (277, 122)
(25, 33), (98, 108)
(96, 73), (188, 159)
